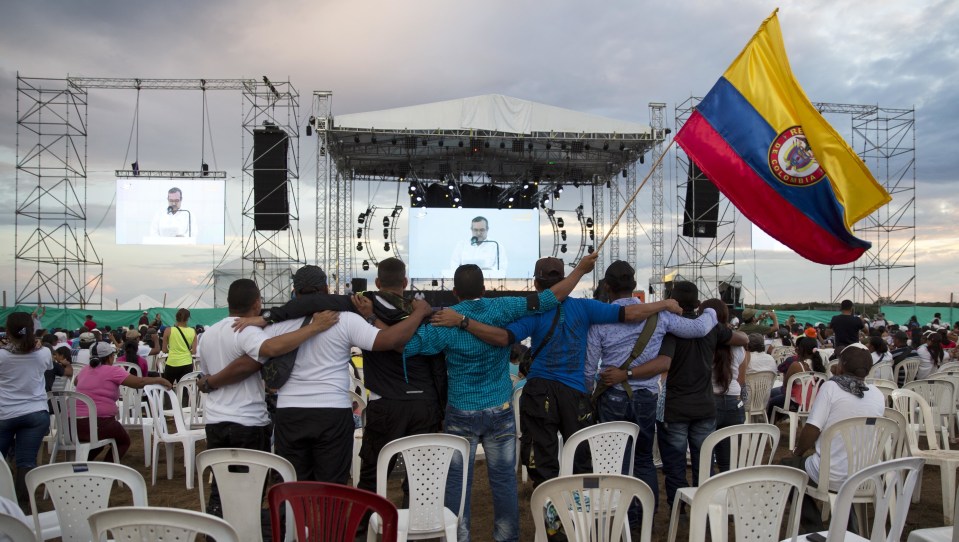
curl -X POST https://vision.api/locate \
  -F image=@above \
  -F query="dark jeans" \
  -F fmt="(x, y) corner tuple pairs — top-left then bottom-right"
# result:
(713, 395), (745, 473)
(76, 417), (130, 461)
(0, 410), (49, 469)
(520, 378), (594, 486)
(767, 385), (799, 421)
(597, 386), (660, 524)
(204, 422), (272, 517)
(357, 398), (441, 494)
(274, 407), (353, 484)
(660, 416), (716, 506)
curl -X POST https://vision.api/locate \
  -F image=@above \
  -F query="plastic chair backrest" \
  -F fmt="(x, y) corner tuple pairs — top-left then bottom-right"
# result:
(883, 407), (910, 459)
(0, 457), (14, 502)
(377, 433), (469, 535)
(115, 362), (141, 377)
(531, 473), (654, 542)
(743, 371), (776, 416)
(117, 385), (144, 427)
(47, 390), (101, 456)
(771, 346), (795, 363)
(696, 423), (780, 485)
(937, 362), (959, 373)
(897, 357), (921, 384)
(780, 371), (823, 412)
(27, 462), (148, 542)
(868, 359), (894, 380)
(268, 481), (398, 542)
(891, 388), (942, 452)
(826, 360), (840, 379)
(825, 457), (924, 542)
(816, 416), (901, 494)
(905, 379), (954, 446)
(0, 512), (35, 542)
(88, 506), (238, 542)
(142, 385), (172, 438)
(196, 448), (297, 542)
(688, 465), (807, 542)
(559, 421), (640, 477)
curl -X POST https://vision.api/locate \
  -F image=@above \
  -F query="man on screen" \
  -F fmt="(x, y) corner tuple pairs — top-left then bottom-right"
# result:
(449, 216), (507, 274)
(149, 187), (195, 238)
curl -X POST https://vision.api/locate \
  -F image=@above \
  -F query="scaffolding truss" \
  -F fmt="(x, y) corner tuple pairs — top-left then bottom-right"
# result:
(241, 79), (306, 305)
(648, 102), (667, 300)
(666, 97), (738, 302)
(816, 103), (916, 305)
(15, 76), (102, 307)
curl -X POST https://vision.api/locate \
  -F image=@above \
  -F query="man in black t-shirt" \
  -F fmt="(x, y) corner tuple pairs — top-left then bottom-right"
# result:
(828, 299), (866, 354)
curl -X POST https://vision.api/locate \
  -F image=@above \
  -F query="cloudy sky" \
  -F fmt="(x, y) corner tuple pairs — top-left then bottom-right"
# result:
(1, 0), (956, 308)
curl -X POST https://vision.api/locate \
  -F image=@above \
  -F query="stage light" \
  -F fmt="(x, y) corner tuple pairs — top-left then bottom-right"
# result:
(584, 143), (591, 151)
(639, 154), (645, 164)
(557, 184), (564, 193)
(384, 242), (391, 251)
(542, 195), (550, 205)
(391, 138), (397, 145)
(453, 196), (460, 203)
(546, 142), (552, 150)
(587, 245), (594, 253)
(447, 181), (455, 190)
(527, 142), (534, 151)
(603, 142), (609, 151)
(553, 189), (561, 199)
(523, 181), (530, 189)
(573, 181), (580, 188)
(484, 141), (490, 148)
(383, 228), (389, 239)
(202, 163), (209, 176)
(371, 135), (377, 144)
(356, 228), (362, 238)
(589, 229), (595, 240)
(500, 141), (506, 149)
(358, 213), (366, 224)
(391, 207), (400, 218)
(382, 216), (390, 228)
(439, 139), (444, 147)
(623, 169), (628, 178)
(305, 125), (312, 136)
(131, 162), (139, 176)
(356, 242), (363, 251)
(557, 217), (565, 228)
(408, 182), (416, 194)
(561, 142), (567, 150)
(354, 135), (360, 143)
(458, 141), (464, 147)
(508, 196), (515, 202)
(586, 217), (594, 228)
(560, 230), (567, 241)
(619, 143), (625, 151)
(421, 139), (427, 146)
(606, 180), (611, 188)
(362, 260), (370, 271)
(415, 195), (423, 202)
(560, 244), (567, 253)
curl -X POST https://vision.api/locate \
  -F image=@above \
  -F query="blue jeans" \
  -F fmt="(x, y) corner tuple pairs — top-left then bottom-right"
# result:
(0, 410), (50, 468)
(713, 395), (745, 472)
(445, 404), (518, 542)
(660, 416), (716, 506)
(597, 387), (660, 511)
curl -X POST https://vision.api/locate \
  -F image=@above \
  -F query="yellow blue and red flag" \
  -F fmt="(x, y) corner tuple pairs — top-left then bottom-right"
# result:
(675, 9), (891, 265)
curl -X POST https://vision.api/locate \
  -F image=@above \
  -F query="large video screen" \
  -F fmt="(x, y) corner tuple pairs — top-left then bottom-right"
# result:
(115, 179), (226, 245)
(408, 208), (540, 279)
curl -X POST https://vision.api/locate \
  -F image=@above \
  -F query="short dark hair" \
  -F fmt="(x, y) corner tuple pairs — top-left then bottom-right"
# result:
(453, 264), (485, 300)
(168, 187), (182, 197)
(839, 346), (872, 377)
(227, 279), (261, 313)
(377, 258), (406, 288)
(893, 331), (909, 345)
(54, 345), (71, 359)
(175, 308), (191, 323)
(699, 298), (728, 324)
(840, 299), (853, 311)
(670, 281), (699, 311)
(471, 216), (488, 227)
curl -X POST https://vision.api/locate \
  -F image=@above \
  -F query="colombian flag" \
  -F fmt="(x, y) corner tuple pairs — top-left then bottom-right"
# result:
(675, 10), (891, 265)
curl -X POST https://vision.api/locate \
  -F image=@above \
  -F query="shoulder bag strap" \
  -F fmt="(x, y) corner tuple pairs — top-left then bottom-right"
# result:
(529, 305), (563, 362)
(592, 312), (660, 401)
(175, 326), (193, 350)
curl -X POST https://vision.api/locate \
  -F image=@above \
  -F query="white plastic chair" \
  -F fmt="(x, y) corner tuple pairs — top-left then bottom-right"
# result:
(197, 448), (297, 542)
(743, 371), (776, 423)
(896, 357), (921, 385)
(0, 512), (36, 542)
(117, 384), (153, 467)
(559, 421), (640, 477)
(687, 465), (807, 542)
(26, 462), (148, 542)
(88, 506), (239, 542)
(47, 390), (119, 464)
(907, 483), (959, 541)
(866, 378), (898, 406)
(930, 372), (959, 438)
(868, 359), (894, 381)
(770, 346), (796, 363)
(826, 360), (840, 379)
(115, 361), (142, 377)
(804, 416), (901, 532)
(906, 379), (955, 448)
(368, 433), (470, 542)
(891, 388), (959, 524)
(797, 457), (924, 542)
(0, 457), (59, 540)
(143, 384), (206, 489)
(531, 474), (654, 542)
(939, 362), (959, 374)
(770, 371), (826, 449)
(511, 386), (528, 483)
(175, 372), (206, 430)
(350, 389), (368, 487)
(666, 423), (780, 542)
(884, 407), (910, 460)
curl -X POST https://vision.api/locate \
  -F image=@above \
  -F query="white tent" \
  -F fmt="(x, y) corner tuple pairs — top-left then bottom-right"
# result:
(117, 294), (163, 311)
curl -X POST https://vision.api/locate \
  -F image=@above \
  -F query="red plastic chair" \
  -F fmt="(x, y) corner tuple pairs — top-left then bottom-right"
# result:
(268, 481), (399, 542)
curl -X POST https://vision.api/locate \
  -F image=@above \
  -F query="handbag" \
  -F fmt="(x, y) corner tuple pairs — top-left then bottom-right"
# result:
(260, 316), (311, 390)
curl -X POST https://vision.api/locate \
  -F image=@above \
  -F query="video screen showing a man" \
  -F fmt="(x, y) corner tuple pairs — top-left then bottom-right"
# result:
(449, 216), (508, 273)
(148, 187), (195, 240)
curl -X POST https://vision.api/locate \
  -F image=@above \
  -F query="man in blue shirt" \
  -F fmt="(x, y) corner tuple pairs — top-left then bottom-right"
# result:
(586, 261), (718, 517)
(404, 252), (597, 542)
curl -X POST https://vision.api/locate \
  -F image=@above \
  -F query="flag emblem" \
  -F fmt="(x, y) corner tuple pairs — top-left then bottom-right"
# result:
(768, 126), (825, 187)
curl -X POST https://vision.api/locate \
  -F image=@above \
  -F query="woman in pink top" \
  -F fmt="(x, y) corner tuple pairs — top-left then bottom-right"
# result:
(116, 340), (149, 376)
(75, 341), (171, 461)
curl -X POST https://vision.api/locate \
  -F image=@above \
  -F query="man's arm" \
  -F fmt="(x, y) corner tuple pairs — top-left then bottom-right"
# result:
(623, 299), (682, 322)
(607, 354), (671, 382)
(370, 299), (432, 351)
(429, 309), (511, 347)
(793, 422), (821, 456)
(258, 311), (340, 357)
(585, 326), (604, 392)
(662, 308), (719, 339)
(767, 310), (779, 333)
(549, 252), (598, 301)
(201, 355), (260, 391)
(232, 294), (357, 331)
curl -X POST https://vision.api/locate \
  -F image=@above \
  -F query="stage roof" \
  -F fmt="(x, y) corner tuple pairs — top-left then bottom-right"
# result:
(325, 94), (661, 187)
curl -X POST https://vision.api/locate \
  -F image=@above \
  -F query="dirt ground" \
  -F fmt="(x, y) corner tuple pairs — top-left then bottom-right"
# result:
(30, 423), (952, 541)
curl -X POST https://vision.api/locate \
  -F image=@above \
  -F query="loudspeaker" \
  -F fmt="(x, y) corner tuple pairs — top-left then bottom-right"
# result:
(253, 128), (290, 231)
(351, 278), (368, 292)
(719, 281), (741, 307)
(682, 162), (719, 238)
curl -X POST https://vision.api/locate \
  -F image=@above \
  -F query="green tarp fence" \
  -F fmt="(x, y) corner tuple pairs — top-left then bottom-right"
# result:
(0, 305), (229, 332)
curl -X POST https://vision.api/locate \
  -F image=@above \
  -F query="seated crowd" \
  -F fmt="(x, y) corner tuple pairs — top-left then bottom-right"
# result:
(1, 259), (959, 541)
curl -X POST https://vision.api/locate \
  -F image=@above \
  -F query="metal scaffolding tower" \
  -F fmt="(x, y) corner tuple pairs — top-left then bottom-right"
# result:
(648, 102), (667, 300)
(15, 76), (102, 308)
(311, 92), (333, 271)
(666, 97), (738, 301)
(816, 103), (916, 305)
(241, 79), (306, 304)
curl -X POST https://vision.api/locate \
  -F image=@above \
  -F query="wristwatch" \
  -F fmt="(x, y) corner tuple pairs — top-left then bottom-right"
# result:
(459, 316), (471, 330)
(260, 309), (274, 325)
(365, 314), (377, 325)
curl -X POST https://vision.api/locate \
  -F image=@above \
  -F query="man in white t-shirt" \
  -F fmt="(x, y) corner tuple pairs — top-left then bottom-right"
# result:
(264, 265), (431, 484)
(789, 343), (884, 532)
